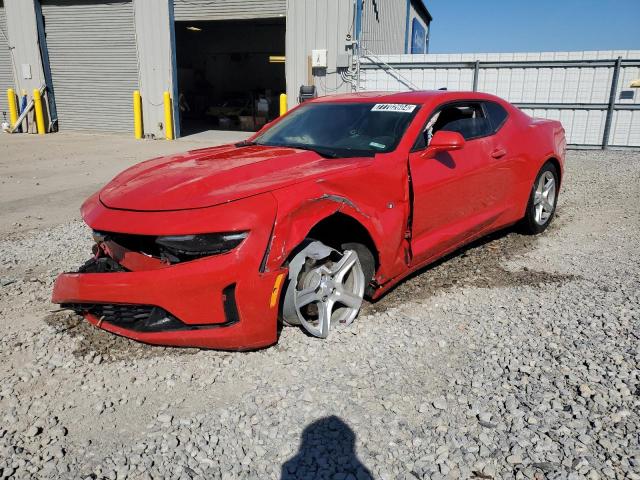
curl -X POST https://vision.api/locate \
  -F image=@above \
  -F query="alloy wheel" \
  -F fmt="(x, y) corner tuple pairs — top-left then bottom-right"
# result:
(285, 242), (365, 338)
(533, 171), (556, 225)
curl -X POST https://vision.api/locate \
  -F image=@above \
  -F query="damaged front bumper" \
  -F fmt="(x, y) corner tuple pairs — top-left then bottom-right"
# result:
(51, 193), (286, 350)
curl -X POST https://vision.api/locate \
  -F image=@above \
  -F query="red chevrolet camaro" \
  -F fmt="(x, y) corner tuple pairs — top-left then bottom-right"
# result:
(52, 91), (566, 350)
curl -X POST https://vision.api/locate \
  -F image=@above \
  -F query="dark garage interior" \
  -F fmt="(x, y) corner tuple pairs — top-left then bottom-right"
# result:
(175, 18), (286, 136)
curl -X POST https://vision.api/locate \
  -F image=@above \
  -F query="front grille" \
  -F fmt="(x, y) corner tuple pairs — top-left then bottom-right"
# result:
(63, 303), (178, 332)
(85, 304), (154, 326)
(62, 283), (240, 332)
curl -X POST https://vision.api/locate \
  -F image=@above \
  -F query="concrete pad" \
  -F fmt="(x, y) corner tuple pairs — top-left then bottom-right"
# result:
(178, 129), (250, 144)
(0, 131), (248, 236)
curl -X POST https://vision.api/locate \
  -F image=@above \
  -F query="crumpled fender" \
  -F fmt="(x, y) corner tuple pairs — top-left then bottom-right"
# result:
(264, 177), (408, 284)
(253, 147), (415, 285)
(263, 193), (356, 271)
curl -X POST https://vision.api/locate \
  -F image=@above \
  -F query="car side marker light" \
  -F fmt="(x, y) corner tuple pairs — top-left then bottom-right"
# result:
(270, 273), (285, 308)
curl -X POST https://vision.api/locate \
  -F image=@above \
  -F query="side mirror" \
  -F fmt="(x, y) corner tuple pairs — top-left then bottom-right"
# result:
(421, 131), (465, 158)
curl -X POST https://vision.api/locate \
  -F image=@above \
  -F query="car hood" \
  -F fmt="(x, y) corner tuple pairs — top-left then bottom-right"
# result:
(99, 144), (366, 211)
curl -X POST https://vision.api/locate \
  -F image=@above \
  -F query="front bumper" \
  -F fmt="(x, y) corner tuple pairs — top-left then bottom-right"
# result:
(52, 194), (285, 350)
(53, 267), (283, 350)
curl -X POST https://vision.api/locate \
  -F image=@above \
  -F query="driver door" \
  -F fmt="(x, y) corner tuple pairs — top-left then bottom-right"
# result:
(407, 102), (502, 266)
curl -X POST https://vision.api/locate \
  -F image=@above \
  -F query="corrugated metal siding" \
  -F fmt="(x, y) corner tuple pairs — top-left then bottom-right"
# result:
(285, 0), (354, 108)
(41, 0), (139, 132)
(360, 50), (640, 146)
(0, 1), (14, 116)
(174, 0), (286, 21)
(3, 0), (46, 96)
(360, 0), (405, 55)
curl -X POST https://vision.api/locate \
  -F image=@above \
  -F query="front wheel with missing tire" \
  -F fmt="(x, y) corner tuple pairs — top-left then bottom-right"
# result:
(521, 162), (559, 235)
(281, 240), (370, 339)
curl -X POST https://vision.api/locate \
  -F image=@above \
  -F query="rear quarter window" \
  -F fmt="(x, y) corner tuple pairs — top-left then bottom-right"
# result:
(484, 102), (509, 132)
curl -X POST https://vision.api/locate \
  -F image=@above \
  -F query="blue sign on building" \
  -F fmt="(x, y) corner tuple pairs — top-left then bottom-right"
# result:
(411, 18), (426, 54)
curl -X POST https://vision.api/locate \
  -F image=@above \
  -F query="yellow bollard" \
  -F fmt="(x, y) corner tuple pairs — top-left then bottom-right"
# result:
(7, 88), (18, 128)
(133, 90), (143, 139)
(163, 91), (173, 140)
(33, 89), (46, 135)
(279, 93), (287, 116)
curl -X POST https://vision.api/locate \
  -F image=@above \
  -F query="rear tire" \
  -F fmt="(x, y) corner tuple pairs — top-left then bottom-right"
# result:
(521, 162), (559, 235)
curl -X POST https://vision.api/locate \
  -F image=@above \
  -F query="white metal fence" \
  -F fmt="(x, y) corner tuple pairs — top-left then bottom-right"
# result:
(360, 50), (640, 148)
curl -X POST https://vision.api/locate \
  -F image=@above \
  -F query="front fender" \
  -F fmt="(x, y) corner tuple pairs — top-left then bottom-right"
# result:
(264, 195), (358, 271)
(264, 183), (407, 284)
(262, 151), (411, 283)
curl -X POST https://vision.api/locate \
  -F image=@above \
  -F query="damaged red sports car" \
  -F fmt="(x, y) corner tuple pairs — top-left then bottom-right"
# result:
(52, 91), (566, 350)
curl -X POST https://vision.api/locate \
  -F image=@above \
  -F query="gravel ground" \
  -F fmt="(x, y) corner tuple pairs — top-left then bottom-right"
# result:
(0, 150), (638, 480)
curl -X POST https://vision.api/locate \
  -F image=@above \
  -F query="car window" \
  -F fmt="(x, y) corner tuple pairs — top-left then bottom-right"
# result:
(483, 101), (509, 132)
(413, 101), (492, 150)
(432, 103), (491, 140)
(254, 102), (420, 157)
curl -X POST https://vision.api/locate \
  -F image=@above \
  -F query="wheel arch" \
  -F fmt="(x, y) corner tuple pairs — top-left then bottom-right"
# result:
(545, 156), (562, 186)
(282, 211), (380, 271)
(304, 212), (380, 271)
(265, 197), (382, 275)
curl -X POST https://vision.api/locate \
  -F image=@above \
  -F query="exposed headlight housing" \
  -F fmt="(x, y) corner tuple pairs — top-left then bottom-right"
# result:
(155, 232), (248, 260)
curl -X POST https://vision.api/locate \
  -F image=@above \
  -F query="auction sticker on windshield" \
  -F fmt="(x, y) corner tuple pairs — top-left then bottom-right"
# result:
(371, 104), (417, 113)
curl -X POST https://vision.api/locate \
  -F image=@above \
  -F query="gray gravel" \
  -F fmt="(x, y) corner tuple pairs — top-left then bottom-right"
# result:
(0, 150), (639, 479)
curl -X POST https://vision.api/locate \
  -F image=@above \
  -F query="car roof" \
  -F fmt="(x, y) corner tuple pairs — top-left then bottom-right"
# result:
(311, 90), (505, 106)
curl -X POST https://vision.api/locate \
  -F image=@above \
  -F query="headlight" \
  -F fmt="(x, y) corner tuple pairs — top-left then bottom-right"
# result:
(155, 232), (248, 260)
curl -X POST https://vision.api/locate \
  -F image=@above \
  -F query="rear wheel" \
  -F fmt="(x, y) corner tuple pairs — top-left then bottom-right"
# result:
(521, 162), (559, 234)
(282, 240), (371, 338)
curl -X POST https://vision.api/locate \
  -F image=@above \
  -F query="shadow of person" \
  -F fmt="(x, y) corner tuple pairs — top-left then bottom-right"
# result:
(281, 416), (373, 480)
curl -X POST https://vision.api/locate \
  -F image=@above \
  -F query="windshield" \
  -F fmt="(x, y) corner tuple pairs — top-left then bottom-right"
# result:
(253, 102), (420, 158)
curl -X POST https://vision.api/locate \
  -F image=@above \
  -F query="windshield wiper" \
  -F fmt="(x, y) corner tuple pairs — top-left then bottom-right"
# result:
(235, 140), (257, 147)
(255, 141), (340, 158)
(289, 144), (339, 158)
(293, 145), (340, 158)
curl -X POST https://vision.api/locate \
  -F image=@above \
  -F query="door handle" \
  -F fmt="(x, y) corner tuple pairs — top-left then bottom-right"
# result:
(491, 148), (507, 159)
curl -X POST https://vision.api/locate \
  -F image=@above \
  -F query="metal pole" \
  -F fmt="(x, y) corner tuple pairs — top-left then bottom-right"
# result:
(33, 89), (46, 135)
(602, 56), (622, 149)
(6, 89), (18, 128)
(472, 61), (480, 91)
(133, 91), (143, 139)
(279, 93), (287, 116)
(164, 91), (174, 140)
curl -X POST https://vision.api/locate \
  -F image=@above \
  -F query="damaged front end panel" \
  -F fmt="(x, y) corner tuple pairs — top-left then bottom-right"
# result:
(92, 230), (247, 264)
(62, 231), (244, 333)
(78, 256), (126, 273)
(62, 283), (239, 332)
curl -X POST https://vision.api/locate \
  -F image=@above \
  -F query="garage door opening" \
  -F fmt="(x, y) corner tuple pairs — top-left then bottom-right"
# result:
(175, 18), (285, 137)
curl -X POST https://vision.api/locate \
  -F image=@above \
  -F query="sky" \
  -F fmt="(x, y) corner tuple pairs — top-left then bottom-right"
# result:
(426, 0), (640, 53)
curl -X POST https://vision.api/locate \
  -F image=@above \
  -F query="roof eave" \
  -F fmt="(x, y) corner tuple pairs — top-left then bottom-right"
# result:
(411, 0), (433, 23)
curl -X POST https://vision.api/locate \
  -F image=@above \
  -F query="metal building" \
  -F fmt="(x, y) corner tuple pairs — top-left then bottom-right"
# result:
(0, 0), (431, 138)
(0, 1), (13, 117)
(40, 0), (139, 132)
(360, 0), (431, 55)
(173, 0), (287, 21)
